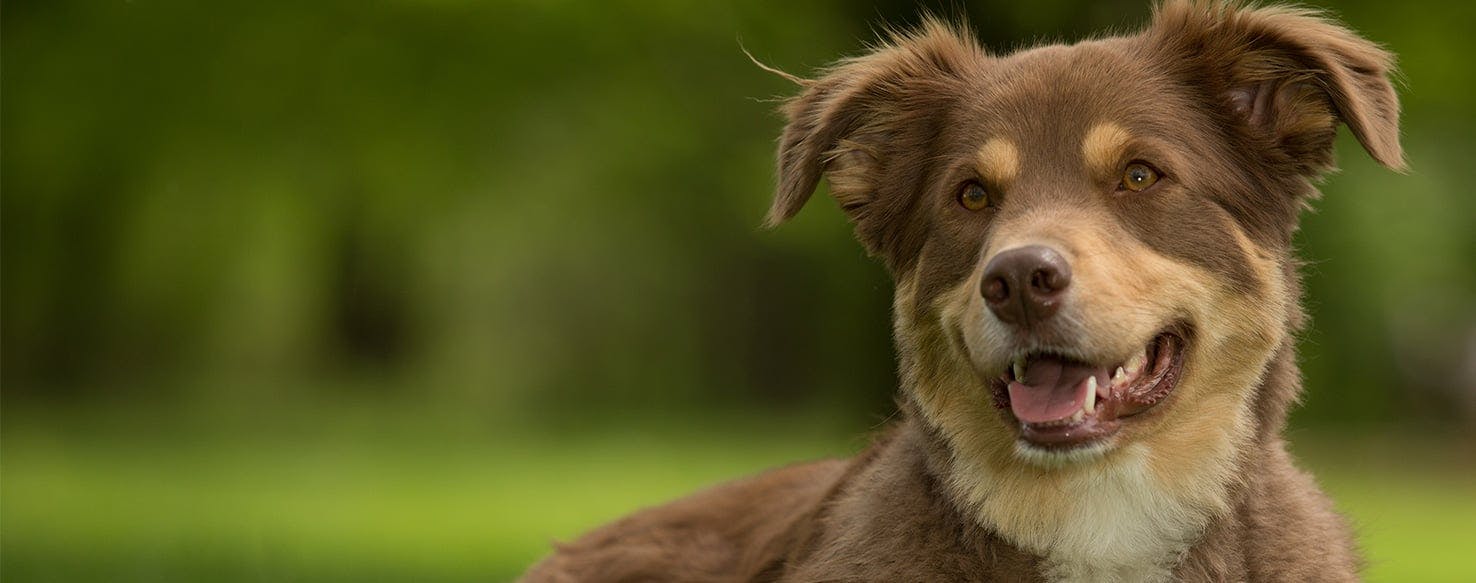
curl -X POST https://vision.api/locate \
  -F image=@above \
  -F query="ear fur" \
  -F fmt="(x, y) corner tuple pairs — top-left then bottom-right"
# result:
(765, 18), (985, 250)
(1148, 1), (1405, 174)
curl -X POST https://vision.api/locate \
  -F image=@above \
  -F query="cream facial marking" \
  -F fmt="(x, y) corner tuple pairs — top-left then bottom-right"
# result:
(1082, 122), (1132, 177)
(976, 138), (1020, 183)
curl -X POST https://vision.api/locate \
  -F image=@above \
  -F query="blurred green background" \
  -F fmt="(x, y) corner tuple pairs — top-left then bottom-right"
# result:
(3, 0), (1474, 581)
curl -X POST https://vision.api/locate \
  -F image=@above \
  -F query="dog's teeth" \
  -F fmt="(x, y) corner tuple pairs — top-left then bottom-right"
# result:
(1084, 377), (1097, 414)
(1012, 357), (1026, 381)
(1113, 367), (1126, 385)
(1070, 409), (1085, 423)
(1125, 351), (1146, 375)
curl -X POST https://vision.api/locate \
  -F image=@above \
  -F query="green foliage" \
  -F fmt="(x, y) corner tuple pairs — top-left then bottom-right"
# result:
(4, 0), (1473, 421)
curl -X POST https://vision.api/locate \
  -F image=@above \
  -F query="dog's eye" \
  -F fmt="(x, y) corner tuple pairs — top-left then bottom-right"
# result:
(958, 181), (991, 211)
(1120, 162), (1160, 192)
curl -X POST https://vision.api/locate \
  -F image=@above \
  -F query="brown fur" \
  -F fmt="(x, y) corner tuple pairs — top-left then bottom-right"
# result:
(522, 2), (1401, 580)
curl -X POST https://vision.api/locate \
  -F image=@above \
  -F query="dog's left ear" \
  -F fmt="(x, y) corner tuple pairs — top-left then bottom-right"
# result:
(764, 18), (984, 254)
(1149, 2), (1405, 173)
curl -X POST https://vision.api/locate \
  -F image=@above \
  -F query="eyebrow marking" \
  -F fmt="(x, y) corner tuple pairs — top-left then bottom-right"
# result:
(976, 138), (1020, 183)
(1083, 122), (1132, 175)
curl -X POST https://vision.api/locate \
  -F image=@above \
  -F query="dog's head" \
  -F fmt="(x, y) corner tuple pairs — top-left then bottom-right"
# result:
(767, 1), (1400, 491)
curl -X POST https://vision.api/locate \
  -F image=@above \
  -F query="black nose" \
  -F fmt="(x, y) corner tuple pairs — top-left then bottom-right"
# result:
(980, 245), (1072, 327)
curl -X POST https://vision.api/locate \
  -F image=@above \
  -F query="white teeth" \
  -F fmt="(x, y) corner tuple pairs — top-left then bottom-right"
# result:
(1125, 350), (1146, 376)
(1113, 367), (1126, 384)
(1084, 377), (1097, 414)
(1013, 357), (1026, 381)
(1070, 409), (1085, 423)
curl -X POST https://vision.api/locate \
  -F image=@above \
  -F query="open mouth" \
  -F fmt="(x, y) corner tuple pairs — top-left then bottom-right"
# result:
(991, 328), (1188, 450)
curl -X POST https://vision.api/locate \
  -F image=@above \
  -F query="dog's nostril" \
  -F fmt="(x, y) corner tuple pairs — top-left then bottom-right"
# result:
(980, 245), (1072, 327)
(1029, 266), (1068, 295)
(983, 277), (1010, 304)
(1030, 270), (1048, 293)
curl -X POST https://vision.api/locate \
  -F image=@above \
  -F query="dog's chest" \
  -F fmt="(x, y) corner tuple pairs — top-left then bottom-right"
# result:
(1033, 477), (1190, 583)
(1042, 556), (1177, 583)
(965, 446), (1207, 583)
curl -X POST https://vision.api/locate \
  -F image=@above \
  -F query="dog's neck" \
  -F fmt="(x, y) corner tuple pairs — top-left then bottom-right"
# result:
(901, 341), (1300, 582)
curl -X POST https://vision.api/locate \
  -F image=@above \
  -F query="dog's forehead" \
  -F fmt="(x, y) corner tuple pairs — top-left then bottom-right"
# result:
(959, 39), (1184, 162)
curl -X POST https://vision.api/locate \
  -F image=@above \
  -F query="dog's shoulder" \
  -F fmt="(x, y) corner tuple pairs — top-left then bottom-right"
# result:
(519, 456), (849, 583)
(1238, 442), (1362, 581)
(1170, 439), (1360, 582)
(775, 422), (1043, 582)
(519, 422), (1042, 583)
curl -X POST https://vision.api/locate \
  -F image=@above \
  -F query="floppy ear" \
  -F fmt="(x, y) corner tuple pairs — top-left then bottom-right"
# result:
(765, 19), (984, 252)
(1149, 1), (1405, 174)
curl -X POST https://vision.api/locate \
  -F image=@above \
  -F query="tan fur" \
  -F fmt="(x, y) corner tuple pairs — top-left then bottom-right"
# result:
(1081, 122), (1132, 177)
(976, 138), (1021, 184)
(523, 3), (1401, 580)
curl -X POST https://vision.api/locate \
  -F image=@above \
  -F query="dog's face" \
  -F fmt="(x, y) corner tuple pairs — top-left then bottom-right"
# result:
(766, 1), (1401, 543)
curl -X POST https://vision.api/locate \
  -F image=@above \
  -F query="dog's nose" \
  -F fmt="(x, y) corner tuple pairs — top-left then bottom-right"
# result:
(981, 245), (1072, 327)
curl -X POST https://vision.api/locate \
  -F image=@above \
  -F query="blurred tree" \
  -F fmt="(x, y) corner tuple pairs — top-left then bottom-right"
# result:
(2, 0), (1472, 428)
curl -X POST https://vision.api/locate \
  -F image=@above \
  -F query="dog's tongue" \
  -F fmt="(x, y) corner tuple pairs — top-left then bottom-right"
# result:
(1007, 356), (1104, 424)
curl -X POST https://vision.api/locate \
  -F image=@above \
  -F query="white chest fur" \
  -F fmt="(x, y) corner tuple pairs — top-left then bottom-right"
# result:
(952, 444), (1220, 583)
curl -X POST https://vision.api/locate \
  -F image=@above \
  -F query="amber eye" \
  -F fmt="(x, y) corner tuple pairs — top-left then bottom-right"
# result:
(958, 181), (990, 211)
(1120, 162), (1160, 192)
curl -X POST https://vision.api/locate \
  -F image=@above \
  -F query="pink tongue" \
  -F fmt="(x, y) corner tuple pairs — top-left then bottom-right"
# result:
(1007, 357), (1106, 424)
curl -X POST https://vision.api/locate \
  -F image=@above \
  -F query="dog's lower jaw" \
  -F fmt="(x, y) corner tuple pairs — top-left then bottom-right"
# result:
(1012, 439), (1113, 469)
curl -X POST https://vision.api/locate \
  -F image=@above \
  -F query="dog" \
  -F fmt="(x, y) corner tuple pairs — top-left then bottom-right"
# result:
(522, 2), (1403, 581)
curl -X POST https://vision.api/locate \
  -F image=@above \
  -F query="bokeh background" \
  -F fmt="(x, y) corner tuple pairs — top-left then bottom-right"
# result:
(3, 0), (1474, 580)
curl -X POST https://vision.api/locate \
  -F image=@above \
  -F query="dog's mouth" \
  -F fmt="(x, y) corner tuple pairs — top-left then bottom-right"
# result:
(990, 327), (1188, 450)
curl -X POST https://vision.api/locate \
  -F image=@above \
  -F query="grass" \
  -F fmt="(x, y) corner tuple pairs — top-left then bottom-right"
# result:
(1289, 432), (1476, 582)
(2, 411), (1472, 581)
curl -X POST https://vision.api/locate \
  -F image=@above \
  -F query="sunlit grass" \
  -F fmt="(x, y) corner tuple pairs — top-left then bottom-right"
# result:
(3, 415), (1471, 581)
(1291, 434), (1476, 582)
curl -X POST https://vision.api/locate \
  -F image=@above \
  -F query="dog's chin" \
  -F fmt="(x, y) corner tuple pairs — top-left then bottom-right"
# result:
(985, 325), (1191, 467)
(1012, 438), (1114, 468)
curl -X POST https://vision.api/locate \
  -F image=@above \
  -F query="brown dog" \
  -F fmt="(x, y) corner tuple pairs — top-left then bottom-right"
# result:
(523, 2), (1403, 581)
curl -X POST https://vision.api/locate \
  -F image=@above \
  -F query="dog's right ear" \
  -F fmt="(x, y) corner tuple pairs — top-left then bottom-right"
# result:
(764, 19), (984, 252)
